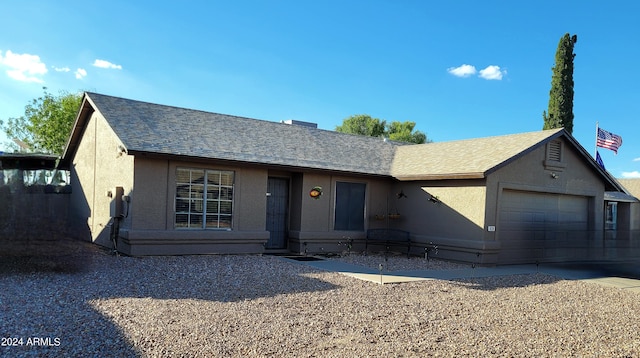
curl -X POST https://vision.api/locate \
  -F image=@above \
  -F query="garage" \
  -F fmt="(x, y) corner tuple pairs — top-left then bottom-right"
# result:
(498, 189), (590, 263)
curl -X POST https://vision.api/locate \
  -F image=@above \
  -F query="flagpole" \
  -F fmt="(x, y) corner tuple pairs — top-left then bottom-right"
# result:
(594, 121), (599, 158)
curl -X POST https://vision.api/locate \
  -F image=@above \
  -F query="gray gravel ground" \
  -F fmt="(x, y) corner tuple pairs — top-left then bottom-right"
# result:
(2, 242), (640, 357)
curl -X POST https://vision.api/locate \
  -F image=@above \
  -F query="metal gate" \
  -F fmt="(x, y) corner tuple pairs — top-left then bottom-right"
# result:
(265, 177), (289, 249)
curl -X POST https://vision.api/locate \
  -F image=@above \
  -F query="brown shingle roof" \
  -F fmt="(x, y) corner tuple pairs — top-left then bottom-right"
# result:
(390, 129), (565, 180)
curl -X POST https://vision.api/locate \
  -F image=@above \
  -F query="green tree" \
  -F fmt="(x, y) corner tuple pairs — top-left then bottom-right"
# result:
(543, 33), (578, 134)
(336, 114), (429, 144)
(335, 114), (386, 137)
(0, 88), (82, 155)
(386, 121), (428, 144)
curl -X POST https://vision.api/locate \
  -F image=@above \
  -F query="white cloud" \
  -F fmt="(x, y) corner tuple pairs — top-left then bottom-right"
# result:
(621, 171), (640, 178)
(75, 68), (87, 79)
(93, 59), (122, 70)
(478, 65), (506, 80)
(53, 66), (70, 72)
(447, 64), (476, 78)
(633, 157), (640, 162)
(0, 50), (48, 83)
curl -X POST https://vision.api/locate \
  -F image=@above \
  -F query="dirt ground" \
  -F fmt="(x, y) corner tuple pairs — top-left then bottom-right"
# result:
(0, 237), (106, 274)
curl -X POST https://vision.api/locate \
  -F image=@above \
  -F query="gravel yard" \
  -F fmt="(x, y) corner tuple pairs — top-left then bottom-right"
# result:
(2, 241), (640, 357)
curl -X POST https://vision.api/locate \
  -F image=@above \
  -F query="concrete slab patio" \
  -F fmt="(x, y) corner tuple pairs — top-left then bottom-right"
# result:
(282, 256), (640, 292)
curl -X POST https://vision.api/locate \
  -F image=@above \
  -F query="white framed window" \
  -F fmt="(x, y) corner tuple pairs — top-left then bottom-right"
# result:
(175, 168), (234, 229)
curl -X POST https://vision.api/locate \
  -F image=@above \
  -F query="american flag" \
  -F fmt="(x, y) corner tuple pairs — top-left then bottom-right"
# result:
(596, 127), (622, 154)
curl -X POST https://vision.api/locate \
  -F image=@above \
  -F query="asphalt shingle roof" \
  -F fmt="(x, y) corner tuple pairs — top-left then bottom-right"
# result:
(391, 129), (565, 180)
(62, 93), (622, 193)
(618, 179), (640, 200)
(84, 92), (402, 176)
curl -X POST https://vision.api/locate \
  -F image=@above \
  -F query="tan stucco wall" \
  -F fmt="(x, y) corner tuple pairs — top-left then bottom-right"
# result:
(485, 138), (605, 240)
(618, 179), (640, 230)
(127, 159), (270, 233)
(69, 111), (134, 245)
(131, 158), (168, 230)
(631, 204), (640, 231)
(288, 173), (392, 253)
(388, 138), (610, 263)
(390, 179), (489, 259)
(121, 160), (394, 255)
(117, 159), (269, 254)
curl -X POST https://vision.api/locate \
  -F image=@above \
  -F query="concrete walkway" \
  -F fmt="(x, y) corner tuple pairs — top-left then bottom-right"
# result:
(283, 257), (640, 292)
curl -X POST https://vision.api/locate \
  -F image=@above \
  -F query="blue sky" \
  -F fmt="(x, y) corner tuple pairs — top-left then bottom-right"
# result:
(1, 1), (638, 178)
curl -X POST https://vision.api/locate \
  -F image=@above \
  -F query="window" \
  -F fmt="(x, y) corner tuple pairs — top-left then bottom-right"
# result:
(175, 168), (234, 229)
(334, 182), (366, 231)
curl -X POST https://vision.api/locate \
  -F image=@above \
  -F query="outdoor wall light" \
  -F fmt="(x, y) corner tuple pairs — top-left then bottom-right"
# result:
(309, 186), (323, 199)
(550, 172), (559, 179)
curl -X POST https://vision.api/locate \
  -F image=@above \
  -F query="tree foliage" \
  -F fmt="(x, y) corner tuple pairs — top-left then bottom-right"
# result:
(543, 33), (578, 134)
(335, 114), (386, 137)
(386, 121), (427, 144)
(1, 88), (82, 155)
(336, 114), (429, 144)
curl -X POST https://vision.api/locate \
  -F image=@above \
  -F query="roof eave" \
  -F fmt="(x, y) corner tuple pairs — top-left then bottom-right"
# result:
(128, 149), (394, 178)
(59, 93), (96, 169)
(394, 172), (486, 181)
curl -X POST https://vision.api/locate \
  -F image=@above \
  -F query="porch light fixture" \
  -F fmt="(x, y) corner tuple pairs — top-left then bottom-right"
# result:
(550, 172), (559, 179)
(309, 186), (323, 199)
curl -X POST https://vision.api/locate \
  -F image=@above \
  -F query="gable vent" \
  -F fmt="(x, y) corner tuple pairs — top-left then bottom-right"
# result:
(548, 140), (562, 161)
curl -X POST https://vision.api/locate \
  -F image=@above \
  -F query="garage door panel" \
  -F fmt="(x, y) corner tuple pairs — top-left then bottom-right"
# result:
(498, 190), (589, 263)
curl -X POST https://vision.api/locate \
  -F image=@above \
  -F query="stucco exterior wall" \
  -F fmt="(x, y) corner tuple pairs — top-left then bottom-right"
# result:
(632, 204), (640, 231)
(390, 180), (490, 261)
(69, 111), (134, 246)
(485, 138), (605, 238)
(117, 159), (269, 255)
(131, 158), (168, 230)
(288, 173), (392, 254)
(386, 138), (610, 264)
(115, 159), (392, 255)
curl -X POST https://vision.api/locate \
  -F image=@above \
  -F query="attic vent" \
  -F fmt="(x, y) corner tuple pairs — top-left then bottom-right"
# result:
(281, 119), (317, 128)
(548, 140), (562, 161)
(544, 140), (566, 171)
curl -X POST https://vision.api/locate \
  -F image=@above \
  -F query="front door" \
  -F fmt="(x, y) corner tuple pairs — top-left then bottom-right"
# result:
(266, 177), (289, 249)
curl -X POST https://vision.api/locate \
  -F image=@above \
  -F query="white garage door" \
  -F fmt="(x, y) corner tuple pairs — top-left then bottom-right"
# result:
(498, 190), (589, 263)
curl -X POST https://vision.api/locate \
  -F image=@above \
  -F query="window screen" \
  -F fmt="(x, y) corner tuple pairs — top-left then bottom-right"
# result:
(334, 182), (366, 231)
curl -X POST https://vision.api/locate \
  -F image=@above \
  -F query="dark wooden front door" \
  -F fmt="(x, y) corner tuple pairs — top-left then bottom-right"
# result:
(266, 177), (289, 249)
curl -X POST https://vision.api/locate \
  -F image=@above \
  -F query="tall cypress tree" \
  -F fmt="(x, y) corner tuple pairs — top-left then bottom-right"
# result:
(543, 33), (578, 134)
